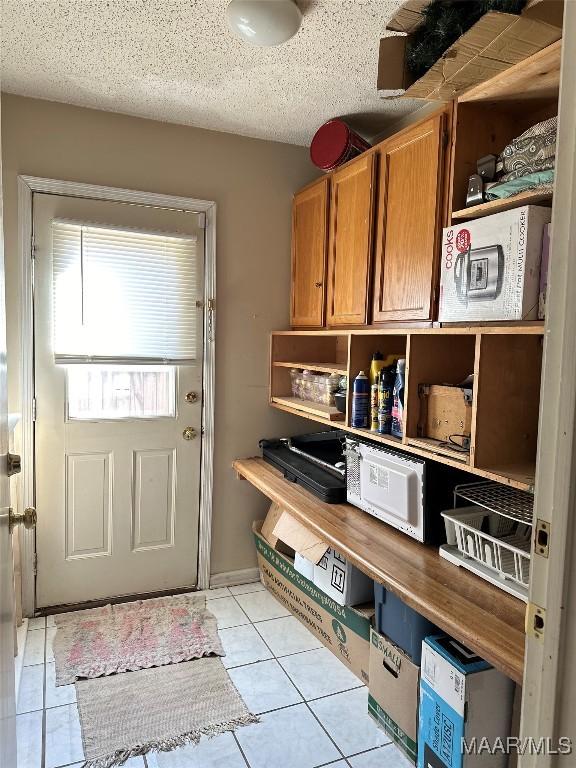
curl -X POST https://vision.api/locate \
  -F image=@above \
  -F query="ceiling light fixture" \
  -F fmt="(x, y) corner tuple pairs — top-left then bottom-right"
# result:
(226, 0), (302, 47)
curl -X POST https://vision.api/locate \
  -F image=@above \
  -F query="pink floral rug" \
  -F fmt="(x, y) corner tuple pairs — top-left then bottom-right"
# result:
(53, 594), (224, 686)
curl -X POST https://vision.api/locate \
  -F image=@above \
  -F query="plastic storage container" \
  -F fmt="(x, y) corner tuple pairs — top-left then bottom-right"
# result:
(290, 369), (340, 406)
(374, 582), (438, 665)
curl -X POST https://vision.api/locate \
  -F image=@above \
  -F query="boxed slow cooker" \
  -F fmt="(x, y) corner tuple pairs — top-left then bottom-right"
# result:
(418, 635), (515, 768)
(438, 206), (551, 323)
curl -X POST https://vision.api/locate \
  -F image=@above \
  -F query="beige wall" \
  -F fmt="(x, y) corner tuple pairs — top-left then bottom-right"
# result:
(1, 93), (316, 579)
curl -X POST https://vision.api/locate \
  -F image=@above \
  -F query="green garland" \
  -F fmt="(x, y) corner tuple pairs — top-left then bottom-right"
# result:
(406, 0), (526, 79)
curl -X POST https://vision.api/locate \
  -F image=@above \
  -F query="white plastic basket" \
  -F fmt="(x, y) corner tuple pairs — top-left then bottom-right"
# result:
(442, 505), (531, 589)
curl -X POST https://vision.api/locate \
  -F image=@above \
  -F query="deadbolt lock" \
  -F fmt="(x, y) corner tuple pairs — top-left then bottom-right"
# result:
(183, 427), (197, 441)
(185, 391), (199, 404)
(7, 452), (21, 476)
(9, 507), (37, 533)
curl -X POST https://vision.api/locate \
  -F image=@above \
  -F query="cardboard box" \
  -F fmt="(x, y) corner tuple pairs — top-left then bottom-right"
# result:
(368, 627), (420, 764)
(271, 507), (328, 563)
(438, 205), (552, 323)
(294, 551), (315, 582)
(253, 521), (373, 684)
(377, 1), (562, 101)
(418, 635), (515, 768)
(268, 507), (373, 607)
(538, 222), (551, 320)
(418, 385), (472, 446)
(313, 546), (374, 607)
(261, 502), (294, 556)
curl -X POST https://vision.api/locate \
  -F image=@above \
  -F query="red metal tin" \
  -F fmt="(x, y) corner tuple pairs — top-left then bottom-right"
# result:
(310, 119), (371, 171)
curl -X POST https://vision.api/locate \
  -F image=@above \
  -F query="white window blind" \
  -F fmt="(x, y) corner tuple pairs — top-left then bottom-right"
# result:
(52, 220), (199, 364)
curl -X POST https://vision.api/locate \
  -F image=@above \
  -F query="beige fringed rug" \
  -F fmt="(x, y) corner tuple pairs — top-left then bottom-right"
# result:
(76, 657), (259, 768)
(53, 594), (224, 686)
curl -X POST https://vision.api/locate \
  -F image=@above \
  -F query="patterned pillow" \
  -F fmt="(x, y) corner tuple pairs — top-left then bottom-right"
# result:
(496, 116), (557, 182)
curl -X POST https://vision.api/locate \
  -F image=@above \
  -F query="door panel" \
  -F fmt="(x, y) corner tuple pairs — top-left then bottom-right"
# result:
(132, 448), (175, 551)
(372, 115), (445, 322)
(291, 178), (329, 328)
(0, 170), (16, 764)
(327, 154), (376, 326)
(65, 452), (112, 558)
(34, 193), (205, 608)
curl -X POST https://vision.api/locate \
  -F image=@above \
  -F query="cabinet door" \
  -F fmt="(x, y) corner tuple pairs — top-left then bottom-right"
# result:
(326, 153), (376, 327)
(372, 114), (446, 322)
(291, 178), (329, 328)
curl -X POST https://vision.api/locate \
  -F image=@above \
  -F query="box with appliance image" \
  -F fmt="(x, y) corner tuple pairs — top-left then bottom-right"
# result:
(418, 635), (515, 768)
(439, 206), (551, 322)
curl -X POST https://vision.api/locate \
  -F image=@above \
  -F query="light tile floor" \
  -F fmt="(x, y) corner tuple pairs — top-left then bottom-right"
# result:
(16, 583), (413, 768)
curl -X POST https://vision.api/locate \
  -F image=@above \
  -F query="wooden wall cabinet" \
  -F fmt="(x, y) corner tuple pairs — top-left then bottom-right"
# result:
(326, 153), (376, 326)
(372, 114), (446, 322)
(290, 177), (330, 328)
(290, 108), (450, 329)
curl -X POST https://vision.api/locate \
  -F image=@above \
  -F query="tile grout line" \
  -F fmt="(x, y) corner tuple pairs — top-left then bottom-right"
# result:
(232, 595), (389, 766)
(222, 601), (350, 766)
(41, 627), (47, 768)
(259, 642), (349, 765)
(232, 731), (252, 768)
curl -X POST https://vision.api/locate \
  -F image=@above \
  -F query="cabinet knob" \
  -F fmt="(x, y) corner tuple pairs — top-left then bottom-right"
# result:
(314, 281), (323, 288)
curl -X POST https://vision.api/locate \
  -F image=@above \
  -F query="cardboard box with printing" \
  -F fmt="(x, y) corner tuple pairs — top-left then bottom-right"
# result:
(263, 505), (373, 608)
(368, 627), (420, 764)
(418, 635), (515, 768)
(254, 520), (373, 684)
(439, 206), (551, 323)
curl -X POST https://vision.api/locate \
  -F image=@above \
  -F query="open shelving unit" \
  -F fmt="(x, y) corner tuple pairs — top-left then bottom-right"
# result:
(452, 188), (553, 221)
(450, 40), (559, 223)
(233, 457), (526, 684)
(270, 326), (544, 491)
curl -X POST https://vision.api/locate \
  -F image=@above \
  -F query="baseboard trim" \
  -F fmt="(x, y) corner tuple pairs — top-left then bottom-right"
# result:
(210, 567), (261, 589)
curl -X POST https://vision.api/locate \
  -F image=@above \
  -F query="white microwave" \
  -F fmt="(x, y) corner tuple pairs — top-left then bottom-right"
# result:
(345, 437), (465, 544)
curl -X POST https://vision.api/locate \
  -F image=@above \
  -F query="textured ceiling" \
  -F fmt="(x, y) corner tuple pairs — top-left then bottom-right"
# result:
(0, 0), (423, 146)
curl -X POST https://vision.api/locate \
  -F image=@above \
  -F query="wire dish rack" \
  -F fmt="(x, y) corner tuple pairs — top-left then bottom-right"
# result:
(439, 482), (534, 602)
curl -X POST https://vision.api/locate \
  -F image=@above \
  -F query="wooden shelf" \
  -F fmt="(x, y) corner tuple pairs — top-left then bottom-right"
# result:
(270, 327), (542, 491)
(459, 40), (561, 105)
(271, 396), (344, 422)
(452, 188), (553, 221)
(405, 436), (470, 465)
(233, 457), (526, 684)
(270, 400), (534, 491)
(273, 361), (347, 374)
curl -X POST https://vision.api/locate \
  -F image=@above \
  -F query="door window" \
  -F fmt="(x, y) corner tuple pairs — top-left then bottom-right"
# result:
(66, 364), (176, 420)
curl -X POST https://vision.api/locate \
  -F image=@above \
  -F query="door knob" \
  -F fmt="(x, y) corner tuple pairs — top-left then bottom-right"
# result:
(315, 281), (323, 288)
(182, 427), (197, 441)
(184, 391), (198, 404)
(9, 507), (37, 532)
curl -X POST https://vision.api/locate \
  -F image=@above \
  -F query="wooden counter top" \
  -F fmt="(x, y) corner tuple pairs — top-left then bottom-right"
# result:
(233, 456), (526, 684)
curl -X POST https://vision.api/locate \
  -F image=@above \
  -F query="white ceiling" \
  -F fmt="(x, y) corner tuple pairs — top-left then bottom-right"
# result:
(0, 0), (423, 146)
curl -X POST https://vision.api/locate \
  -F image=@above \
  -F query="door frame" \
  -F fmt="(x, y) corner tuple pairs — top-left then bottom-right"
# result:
(520, 13), (576, 766)
(17, 175), (217, 616)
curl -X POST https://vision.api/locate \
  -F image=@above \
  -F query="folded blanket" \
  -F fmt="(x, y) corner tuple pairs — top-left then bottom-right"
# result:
(496, 116), (557, 182)
(485, 170), (555, 201)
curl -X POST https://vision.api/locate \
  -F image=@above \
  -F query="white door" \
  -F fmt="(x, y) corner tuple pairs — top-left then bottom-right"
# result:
(33, 193), (206, 608)
(0, 179), (17, 763)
